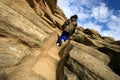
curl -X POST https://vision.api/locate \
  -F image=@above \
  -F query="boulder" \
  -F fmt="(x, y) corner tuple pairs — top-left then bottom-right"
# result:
(62, 41), (120, 80)
(84, 28), (102, 40)
(102, 36), (115, 43)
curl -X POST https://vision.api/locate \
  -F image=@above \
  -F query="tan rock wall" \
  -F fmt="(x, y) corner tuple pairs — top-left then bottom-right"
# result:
(0, 0), (66, 80)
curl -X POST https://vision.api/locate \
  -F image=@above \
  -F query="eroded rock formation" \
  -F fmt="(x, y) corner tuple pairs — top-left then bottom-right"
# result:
(0, 0), (120, 80)
(58, 27), (120, 80)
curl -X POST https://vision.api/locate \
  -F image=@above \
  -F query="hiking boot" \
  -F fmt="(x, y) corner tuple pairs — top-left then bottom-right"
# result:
(56, 43), (60, 46)
(56, 43), (62, 46)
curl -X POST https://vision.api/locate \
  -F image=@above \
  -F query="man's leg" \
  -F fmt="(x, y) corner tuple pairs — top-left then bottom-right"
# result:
(64, 32), (70, 41)
(56, 31), (66, 46)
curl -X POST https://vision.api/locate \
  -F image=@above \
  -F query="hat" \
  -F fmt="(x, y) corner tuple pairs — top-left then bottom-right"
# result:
(70, 15), (78, 19)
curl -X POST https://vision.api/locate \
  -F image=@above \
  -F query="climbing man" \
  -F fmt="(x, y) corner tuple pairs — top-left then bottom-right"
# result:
(56, 15), (78, 46)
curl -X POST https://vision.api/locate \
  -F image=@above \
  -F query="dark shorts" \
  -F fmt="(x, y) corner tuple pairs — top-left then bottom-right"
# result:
(56, 31), (70, 44)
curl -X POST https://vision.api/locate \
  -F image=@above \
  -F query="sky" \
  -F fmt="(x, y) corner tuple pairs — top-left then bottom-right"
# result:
(57, 0), (120, 40)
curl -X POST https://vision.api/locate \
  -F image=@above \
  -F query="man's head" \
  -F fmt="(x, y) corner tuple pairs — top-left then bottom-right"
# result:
(70, 15), (78, 21)
(70, 15), (78, 19)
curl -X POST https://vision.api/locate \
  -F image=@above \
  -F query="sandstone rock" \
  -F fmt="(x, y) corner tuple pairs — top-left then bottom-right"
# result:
(0, 0), (66, 80)
(98, 46), (120, 76)
(75, 26), (84, 33)
(84, 28), (102, 40)
(102, 36), (115, 43)
(112, 40), (120, 45)
(0, 37), (32, 67)
(72, 31), (104, 47)
(71, 41), (110, 64)
(1, 33), (69, 80)
(62, 41), (120, 80)
(64, 67), (79, 80)
(0, 0), (120, 80)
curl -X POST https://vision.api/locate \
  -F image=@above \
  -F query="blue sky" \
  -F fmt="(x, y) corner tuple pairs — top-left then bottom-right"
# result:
(57, 0), (120, 40)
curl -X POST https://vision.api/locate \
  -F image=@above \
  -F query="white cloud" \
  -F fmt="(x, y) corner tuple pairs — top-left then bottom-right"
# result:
(77, 12), (89, 21)
(57, 0), (74, 18)
(102, 30), (120, 40)
(57, 0), (92, 18)
(91, 3), (110, 22)
(102, 15), (120, 40)
(83, 21), (103, 33)
(69, 0), (90, 7)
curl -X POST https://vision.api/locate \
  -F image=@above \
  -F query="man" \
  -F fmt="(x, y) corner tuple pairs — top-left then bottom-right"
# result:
(56, 15), (78, 46)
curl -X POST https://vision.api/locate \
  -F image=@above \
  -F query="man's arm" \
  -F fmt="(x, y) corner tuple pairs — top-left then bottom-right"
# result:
(74, 25), (80, 34)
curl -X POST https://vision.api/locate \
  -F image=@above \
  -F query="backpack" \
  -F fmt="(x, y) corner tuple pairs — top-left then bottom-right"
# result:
(62, 19), (70, 30)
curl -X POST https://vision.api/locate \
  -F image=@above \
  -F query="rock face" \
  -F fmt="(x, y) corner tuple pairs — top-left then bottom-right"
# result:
(0, 0), (67, 80)
(0, 0), (120, 80)
(59, 28), (120, 80)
